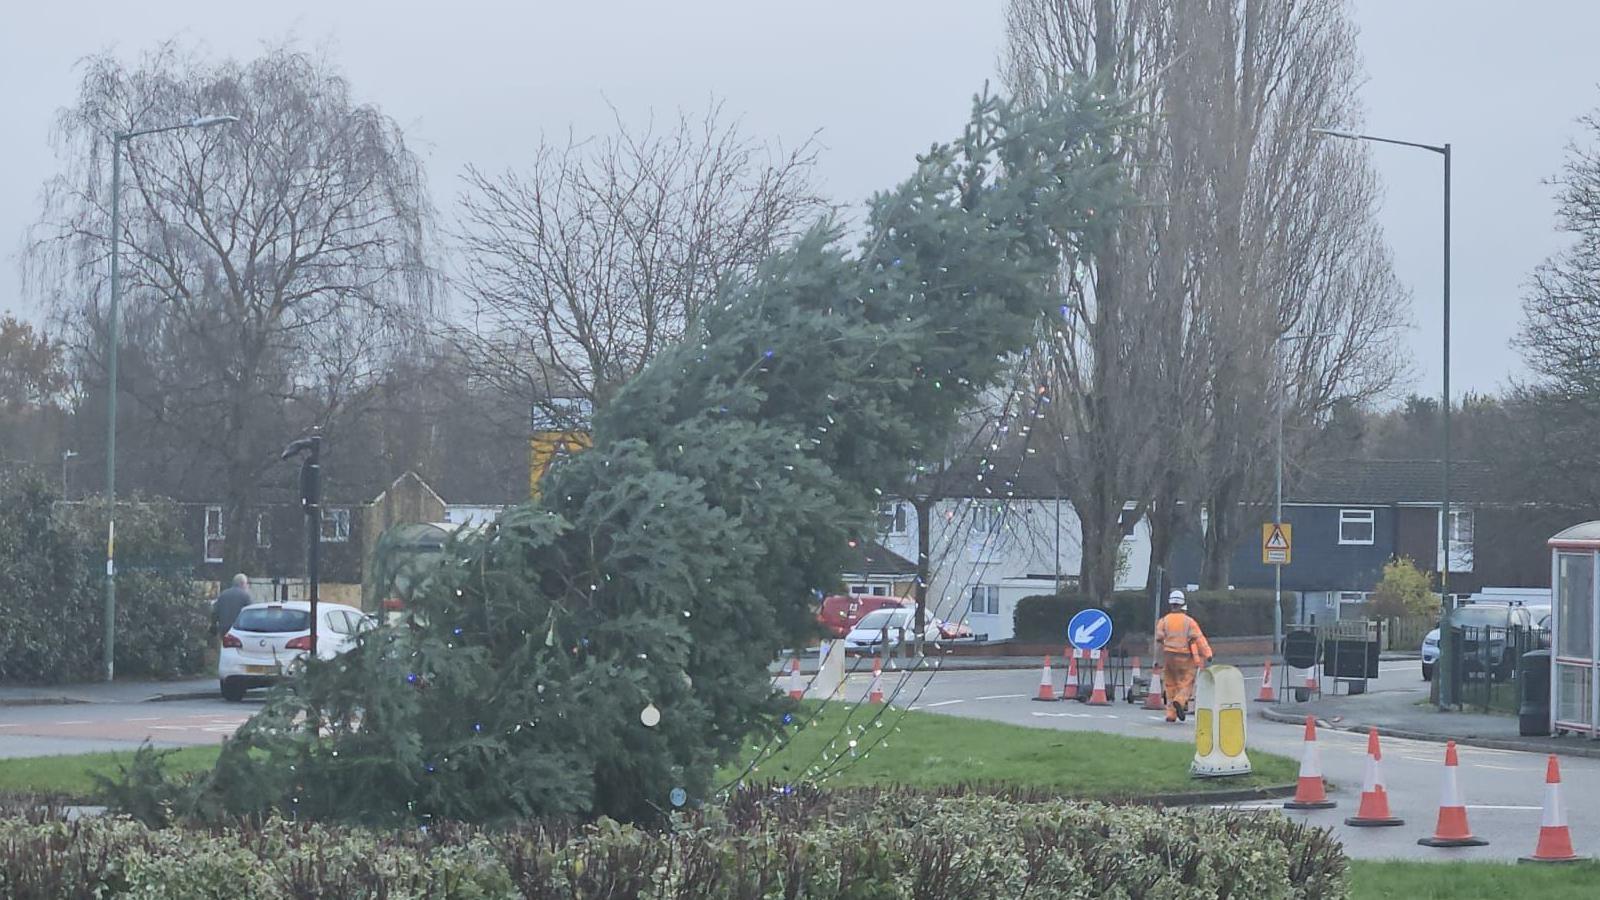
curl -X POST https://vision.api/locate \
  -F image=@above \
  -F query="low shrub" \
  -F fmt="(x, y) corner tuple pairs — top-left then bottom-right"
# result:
(0, 786), (1348, 898)
(1014, 589), (1293, 645)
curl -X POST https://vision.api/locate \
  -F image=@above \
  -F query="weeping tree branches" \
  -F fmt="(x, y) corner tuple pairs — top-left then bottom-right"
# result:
(28, 41), (434, 572)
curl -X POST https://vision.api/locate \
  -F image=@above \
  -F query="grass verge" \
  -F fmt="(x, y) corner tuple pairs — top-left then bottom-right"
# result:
(1348, 861), (1600, 899)
(0, 745), (221, 800)
(722, 702), (1300, 799)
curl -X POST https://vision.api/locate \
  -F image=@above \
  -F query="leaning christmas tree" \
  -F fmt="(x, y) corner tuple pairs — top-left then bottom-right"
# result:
(205, 86), (1129, 825)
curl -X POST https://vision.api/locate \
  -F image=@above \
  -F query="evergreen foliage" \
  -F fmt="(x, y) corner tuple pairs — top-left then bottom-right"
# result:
(0, 472), (207, 683)
(206, 86), (1130, 824)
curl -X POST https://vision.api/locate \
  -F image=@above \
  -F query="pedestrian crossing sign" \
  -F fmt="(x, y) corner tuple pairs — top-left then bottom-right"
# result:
(1262, 523), (1291, 565)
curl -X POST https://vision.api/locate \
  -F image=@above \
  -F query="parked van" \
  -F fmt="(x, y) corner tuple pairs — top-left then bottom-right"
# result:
(817, 594), (909, 638)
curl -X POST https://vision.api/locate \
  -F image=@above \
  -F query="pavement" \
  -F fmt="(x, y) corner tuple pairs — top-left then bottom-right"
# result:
(1260, 663), (1600, 759)
(794, 657), (1600, 861)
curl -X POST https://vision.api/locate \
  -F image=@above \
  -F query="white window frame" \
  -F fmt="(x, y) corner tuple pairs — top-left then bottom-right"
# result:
(203, 505), (225, 563)
(969, 585), (1000, 616)
(255, 512), (271, 549)
(1338, 508), (1376, 546)
(969, 503), (1004, 538)
(876, 501), (908, 536)
(321, 507), (351, 543)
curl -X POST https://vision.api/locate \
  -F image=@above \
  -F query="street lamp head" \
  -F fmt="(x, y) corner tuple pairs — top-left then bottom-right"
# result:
(189, 114), (239, 129)
(1311, 127), (1357, 140)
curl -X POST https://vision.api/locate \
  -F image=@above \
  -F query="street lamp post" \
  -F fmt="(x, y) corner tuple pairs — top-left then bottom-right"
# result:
(1312, 127), (1452, 604)
(103, 114), (237, 681)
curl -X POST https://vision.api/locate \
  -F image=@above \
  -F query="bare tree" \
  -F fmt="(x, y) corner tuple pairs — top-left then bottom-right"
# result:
(29, 41), (433, 571)
(1176, 0), (1406, 586)
(1003, 0), (1408, 594)
(1004, 0), (1195, 602)
(454, 105), (827, 425)
(1520, 106), (1600, 399)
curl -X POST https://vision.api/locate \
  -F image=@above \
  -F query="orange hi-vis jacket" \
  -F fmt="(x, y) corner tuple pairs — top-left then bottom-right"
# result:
(1155, 612), (1213, 663)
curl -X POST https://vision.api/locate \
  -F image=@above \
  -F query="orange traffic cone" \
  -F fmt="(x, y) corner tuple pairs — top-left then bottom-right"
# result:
(1032, 655), (1057, 702)
(1284, 716), (1336, 809)
(1520, 755), (1588, 863)
(1345, 728), (1404, 827)
(1256, 659), (1278, 702)
(1061, 650), (1080, 701)
(787, 657), (805, 700)
(1143, 663), (1166, 709)
(1127, 656), (1143, 703)
(867, 658), (885, 704)
(1304, 664), (1320, 694)
(1086, 651), (1110, 706)
(1418, 741), (1487, 847)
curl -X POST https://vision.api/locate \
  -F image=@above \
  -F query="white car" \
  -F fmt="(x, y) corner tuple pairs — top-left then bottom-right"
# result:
(842, 607), (942, 653)
(219, 601), (374, 701)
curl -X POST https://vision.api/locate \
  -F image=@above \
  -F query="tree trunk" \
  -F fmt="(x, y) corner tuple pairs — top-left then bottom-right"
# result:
(1145, 483), (1180, 595)
(1200, 475), (1243, 589)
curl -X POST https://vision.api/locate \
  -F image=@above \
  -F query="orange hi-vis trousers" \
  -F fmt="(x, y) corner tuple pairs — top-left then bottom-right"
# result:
(1162, 652), (1197, 721)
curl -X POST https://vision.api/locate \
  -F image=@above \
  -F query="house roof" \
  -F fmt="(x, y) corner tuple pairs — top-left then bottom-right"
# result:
(1285, 459), (1500, 505)
(840, 539), (918, 578)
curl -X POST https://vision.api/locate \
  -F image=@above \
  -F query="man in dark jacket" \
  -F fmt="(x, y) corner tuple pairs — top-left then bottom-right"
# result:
(212, 573), (253, 639)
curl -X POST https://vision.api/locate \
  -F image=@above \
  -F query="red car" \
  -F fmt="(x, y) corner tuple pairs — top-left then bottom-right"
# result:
(817, 594), (910, 638)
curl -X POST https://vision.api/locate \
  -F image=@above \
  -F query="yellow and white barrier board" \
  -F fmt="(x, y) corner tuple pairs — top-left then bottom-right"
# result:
(1192, 664), (1252, 777)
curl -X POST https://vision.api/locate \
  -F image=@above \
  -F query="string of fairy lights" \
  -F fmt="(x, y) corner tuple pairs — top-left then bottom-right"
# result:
(800, 367), (1053, 787)
(716, 341), (1058, 796)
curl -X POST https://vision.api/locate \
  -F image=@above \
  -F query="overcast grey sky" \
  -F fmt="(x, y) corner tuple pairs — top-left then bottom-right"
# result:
(4, 0), (1598, 400)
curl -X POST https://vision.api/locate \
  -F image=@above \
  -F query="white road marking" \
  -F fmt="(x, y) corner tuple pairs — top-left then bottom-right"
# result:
(1472, 764), (1532, 772)
(923, 699), (965, 708)
(149, 725), (188, 730)
(976, 694), (1027, 701)
(1466, 805), (1541, 811)
(126, 716), (161, 722)
(51, 720), (91, 726)
(0, 724), (17, 728)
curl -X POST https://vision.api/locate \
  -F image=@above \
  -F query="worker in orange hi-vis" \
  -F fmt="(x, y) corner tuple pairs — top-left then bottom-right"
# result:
(1155, 590), (1213, 723)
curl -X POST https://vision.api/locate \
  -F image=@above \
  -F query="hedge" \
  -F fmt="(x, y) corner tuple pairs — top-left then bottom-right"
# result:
(1014, 589), (1294, 646)
(0, 473), (208, 683)
(0, 787), (1347, 898)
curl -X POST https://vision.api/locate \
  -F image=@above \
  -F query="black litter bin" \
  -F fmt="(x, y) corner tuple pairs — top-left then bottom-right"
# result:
(1519, 649), (1552, 737)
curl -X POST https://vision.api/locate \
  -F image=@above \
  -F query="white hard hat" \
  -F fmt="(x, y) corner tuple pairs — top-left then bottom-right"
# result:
(1167, 590), (1187, 607)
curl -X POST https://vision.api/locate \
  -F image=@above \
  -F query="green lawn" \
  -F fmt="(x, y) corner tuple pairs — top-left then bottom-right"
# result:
(1349, 861), (1600, 899)
(0, 745), (221, 799)
(5, 704), (1297, 805)
(723, 702), (1300, 799)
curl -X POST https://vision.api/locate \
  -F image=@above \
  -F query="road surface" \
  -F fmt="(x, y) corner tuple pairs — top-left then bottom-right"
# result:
(822, 658), (1600, 861)
(0, 698), (255, 757)
(5, 663), (1594, 861)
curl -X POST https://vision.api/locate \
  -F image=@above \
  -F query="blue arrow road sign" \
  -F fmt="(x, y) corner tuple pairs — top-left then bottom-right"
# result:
(1068, 608), (1113, 651)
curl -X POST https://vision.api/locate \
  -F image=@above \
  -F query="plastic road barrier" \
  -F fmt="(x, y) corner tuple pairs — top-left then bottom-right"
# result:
(1191, 664), (1252, 777)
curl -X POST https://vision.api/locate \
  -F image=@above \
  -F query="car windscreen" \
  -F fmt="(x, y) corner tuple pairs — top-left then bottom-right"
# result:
(855, 609), (909, 631)
(234, 607), (311, 633)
